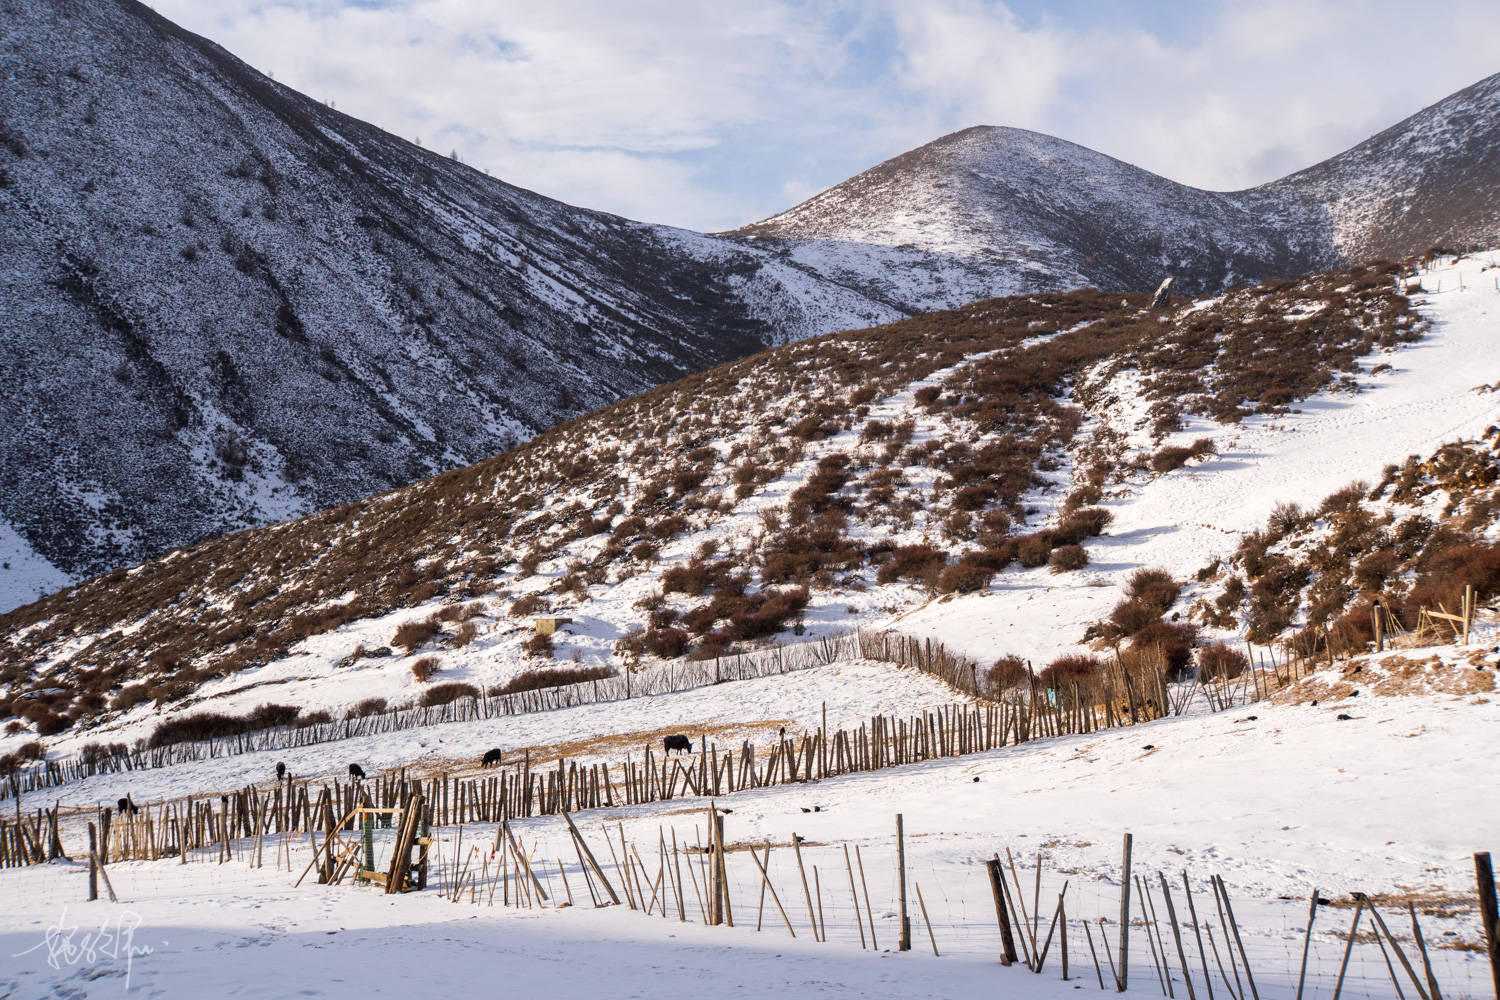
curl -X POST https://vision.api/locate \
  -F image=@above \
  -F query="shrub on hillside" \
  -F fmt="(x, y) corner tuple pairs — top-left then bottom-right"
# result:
(1128, 620), (1199, 676)
(1258, 387), (1296, 409)
(1015, 533), (1053, 568)
(642, 627), (690, 658)
(493, 665), (612, 696)
(1196, 642), (1247, 681)
(875, 543), (945, 587)
(393, 617), (440, 654)
(110, 683), (152, 713)
(346, 697), (388, 719)
(448, 621), (479, 648)
(247, 704), (301, 729)
(936, 557), (994, 594)
(1407, 540), (1500, 612)
(523, 633), (553, 659)
(34, 712), (72, 736)
(1049, 544), (1089, 573)
(1054, 507), (1112, 545)
(982, 655), (1028, 696)
(1151, 445), (1194, 474)
(421, 682), (480, 707)
(410, 656), (440, 681)
(1039, 654), (1103, 689)
(1126, 568), (1180, 612)
(510, 593), (549, 617)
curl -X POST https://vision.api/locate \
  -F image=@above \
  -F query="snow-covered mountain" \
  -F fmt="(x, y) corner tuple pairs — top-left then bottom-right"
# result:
(731, 74), (1500, 310)
(0, 0), (899, 608)
(2, 0), (1497, 612)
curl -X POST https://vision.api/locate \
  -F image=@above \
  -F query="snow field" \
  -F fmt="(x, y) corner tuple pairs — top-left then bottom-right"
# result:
(2, 645), (1495, 999)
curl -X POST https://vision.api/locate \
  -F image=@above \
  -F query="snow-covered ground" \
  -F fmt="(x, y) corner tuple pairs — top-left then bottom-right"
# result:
(894, 254), (1500, 666)
(2, 642), (1494, 999)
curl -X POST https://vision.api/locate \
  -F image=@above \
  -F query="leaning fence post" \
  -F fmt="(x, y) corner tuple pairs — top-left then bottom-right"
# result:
(986, 857), (1018, 965)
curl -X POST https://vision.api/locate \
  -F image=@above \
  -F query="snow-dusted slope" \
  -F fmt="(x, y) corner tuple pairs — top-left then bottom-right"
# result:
(732, 126), (1330, 307)
(0, 0), (898, 609)
(3, 0), (1497, 615)
(732, 75), (1500, 310)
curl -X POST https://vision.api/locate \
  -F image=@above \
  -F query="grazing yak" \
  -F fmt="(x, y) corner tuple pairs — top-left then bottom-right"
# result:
(116, 796), (139, 815)
(275, 761), (286, 781)
(481, 748), (503, 768)
(663, 734), (692, 755)
(348, 763), (366, 780)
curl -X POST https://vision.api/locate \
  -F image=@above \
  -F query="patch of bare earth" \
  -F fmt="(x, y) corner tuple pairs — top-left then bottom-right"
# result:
(1272, 651), (1495, 705)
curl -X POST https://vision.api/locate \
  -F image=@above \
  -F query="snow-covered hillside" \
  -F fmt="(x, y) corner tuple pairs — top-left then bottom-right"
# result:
(731, 125), (1331, 306)
(1265, 73), (1500, 264)
(13, 255), (1493, 755)
(895, 254), (1500, 665)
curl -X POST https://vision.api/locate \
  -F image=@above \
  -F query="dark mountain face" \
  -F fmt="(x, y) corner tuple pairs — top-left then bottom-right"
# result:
(0, 0), (897, 606)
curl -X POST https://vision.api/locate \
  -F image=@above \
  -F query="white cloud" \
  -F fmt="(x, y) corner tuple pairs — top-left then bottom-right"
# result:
(151, 0), (1500, 228)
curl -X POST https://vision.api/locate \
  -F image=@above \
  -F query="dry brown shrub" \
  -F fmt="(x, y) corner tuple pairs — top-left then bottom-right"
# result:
(421, 681), (479, 706)
(393, 617), (440, 654)
(410, 656), (440, 682)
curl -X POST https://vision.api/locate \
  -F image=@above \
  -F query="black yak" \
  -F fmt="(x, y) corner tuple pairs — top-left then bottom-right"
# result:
(663, 734), (692, 755)
(348, 763), (366, 780)
(116, 796), (138, 814)
(481, 748), (503, 767)
(275, 761), (286, 780)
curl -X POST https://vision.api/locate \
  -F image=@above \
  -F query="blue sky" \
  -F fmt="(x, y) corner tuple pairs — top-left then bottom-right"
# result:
(157, 1), (1500, 231)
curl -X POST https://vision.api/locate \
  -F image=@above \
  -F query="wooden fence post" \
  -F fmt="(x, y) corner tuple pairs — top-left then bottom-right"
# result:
(986, 858), (1018, 965)
(1118, 832), (1133, 991)
(87, 823), (98, 901)
(1476, 852), (1500, 1000)
(897, 813), (911, 951)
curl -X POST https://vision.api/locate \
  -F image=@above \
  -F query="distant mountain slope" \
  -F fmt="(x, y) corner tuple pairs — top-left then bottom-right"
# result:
(731, 74), (1500, 309)
(0, 0), (899, 608)
(1266, 73), (1500, 262)
(731, 126), (1331, 305)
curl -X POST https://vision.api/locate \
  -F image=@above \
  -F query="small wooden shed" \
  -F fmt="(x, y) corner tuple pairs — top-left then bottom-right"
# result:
(533, 616), (574, 636)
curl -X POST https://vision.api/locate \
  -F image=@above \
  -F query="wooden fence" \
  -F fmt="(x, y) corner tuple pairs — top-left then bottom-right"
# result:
(1, 630), (865, 802)
(0, 631), (1294, 869)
